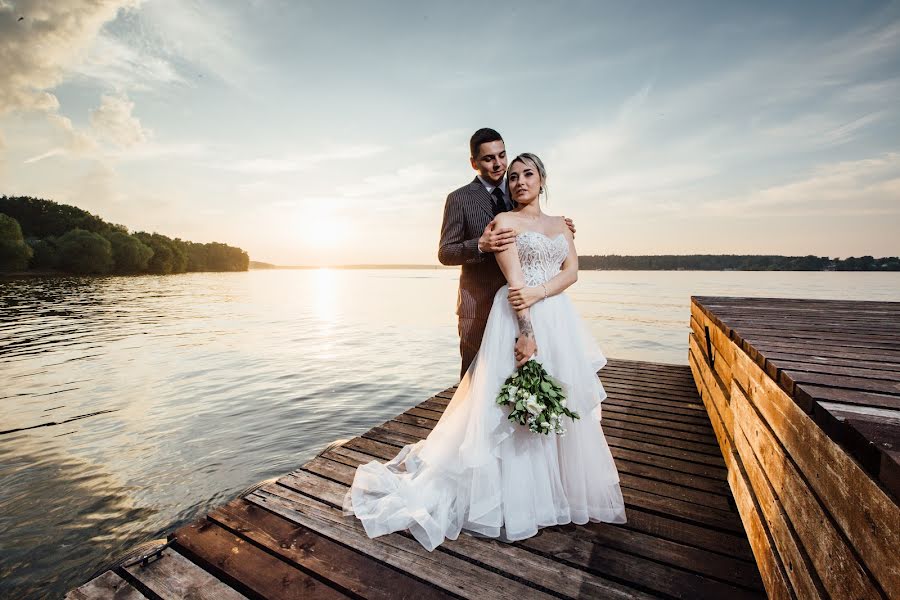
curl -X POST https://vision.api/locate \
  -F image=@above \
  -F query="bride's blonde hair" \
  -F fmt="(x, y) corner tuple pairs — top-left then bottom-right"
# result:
(510, 152), (548, 201)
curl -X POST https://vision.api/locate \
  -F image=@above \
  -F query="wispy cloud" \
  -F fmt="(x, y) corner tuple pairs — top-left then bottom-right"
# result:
(220, 144), (388, 174)
(73, 30), (184, 90)
(705, 153), (900, 217)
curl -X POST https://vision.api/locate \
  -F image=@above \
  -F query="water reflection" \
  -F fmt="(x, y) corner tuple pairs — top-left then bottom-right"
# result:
(1, 270), (899, 597)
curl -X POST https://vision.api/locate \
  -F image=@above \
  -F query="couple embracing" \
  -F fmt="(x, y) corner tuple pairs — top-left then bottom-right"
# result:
(343, 128), (626, 551)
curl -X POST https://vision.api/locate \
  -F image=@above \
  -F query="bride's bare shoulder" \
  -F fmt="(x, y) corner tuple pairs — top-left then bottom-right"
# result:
(493, 212), (519, 230)
(545, 215), (568, 233)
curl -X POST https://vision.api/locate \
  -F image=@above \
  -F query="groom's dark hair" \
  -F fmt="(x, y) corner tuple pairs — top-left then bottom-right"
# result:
(470, 128), (504, 159)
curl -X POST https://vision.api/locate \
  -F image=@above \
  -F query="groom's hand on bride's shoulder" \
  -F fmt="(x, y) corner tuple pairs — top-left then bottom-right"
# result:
(478, 220), (517, 254)
(563, 217), (576, 236)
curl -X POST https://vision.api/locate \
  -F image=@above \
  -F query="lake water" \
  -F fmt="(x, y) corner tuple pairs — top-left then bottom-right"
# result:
(2, 269), (899, 598)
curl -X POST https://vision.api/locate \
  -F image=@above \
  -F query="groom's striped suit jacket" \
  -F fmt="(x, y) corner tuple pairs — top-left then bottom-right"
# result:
(438, 177), (508, 320)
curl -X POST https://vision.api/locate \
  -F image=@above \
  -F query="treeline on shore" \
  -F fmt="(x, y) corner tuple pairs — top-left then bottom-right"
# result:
(579, 254), (900, 271)
(0, 195), (249, 275)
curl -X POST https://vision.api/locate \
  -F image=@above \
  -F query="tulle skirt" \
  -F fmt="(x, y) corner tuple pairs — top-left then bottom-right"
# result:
(342, 285), (626, 551)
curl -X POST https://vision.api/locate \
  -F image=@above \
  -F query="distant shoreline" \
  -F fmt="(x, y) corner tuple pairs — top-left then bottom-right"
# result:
(249, 257), (900, 272)
(249, 261), (453, 270)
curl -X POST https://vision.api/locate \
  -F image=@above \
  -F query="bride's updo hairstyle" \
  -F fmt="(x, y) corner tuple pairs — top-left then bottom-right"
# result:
(510, 152), (549, 201)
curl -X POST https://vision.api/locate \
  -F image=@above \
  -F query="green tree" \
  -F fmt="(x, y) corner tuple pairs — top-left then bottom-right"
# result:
(57, 228), (114, 274)
(104, 231), (153, 273)
(26, 236), (60, 269)
(0, 214), (33, 271)
(0, 195), (107, 237)
(135, 232), (175, 274)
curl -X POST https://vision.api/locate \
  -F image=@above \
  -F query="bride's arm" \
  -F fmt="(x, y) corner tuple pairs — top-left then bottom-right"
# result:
(494, 217), (537, 367)
(508, 225), (578, 310)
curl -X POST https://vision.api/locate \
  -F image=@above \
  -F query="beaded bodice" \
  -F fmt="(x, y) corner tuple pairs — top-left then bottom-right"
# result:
(516, 231), (568, 286)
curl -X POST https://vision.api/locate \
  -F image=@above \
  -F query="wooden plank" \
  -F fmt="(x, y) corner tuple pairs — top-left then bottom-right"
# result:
(773, 358), (900, 383)
(610, 445), (728, 481)
(812, 403), (900, 489)
(688, 330), (731, 420)
(600, 374), (702, 396)
(602, 411), (718, 442)
(603, 369), (697, 385)
(732, 350), (900, 596)
(621, 486), (744, 533)
(362, 425), (420, 447)
(123, 548), (249, 600)
(601, 368), (700, 388)
(621, 507), (755, 561)
(762, 351), (900, 374)
(602, 420), (723, 456)
(281, 471), (348, 507)
(66, 570), (146, 600)
(521, 525), (763, 600)
(689, 335), (734, 447)
(605, 434), (727, 469)
(732, 384), (878, 600)
(615, 458), (731, 500)
(575, 521), (764, 591)
(286, 459), (751, 599)
(692, 301), (736, 365)
(394, 413), (440, 429)
(691, 312), (734, 386)
(405, 406), (444, 420)
(735, 335), (900, 364)
(602, 402), (713, 427)
(209, 499), (452, 600)
(250, 486), (558, 600)
(342, 436), (400, 461)
(604, 397), (708, 417)
(727, 451), (793, 600)
(795, 383), (900, 411)
(601, 386), (707, 409)
(379, 419), (432, 439)
(171, 518), (349, 599)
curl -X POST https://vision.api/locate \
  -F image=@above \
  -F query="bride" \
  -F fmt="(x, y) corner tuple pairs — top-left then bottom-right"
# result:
(343, 153), (626, 551)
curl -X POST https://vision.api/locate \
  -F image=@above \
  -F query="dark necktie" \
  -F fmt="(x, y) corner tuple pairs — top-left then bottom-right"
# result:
(491, 187), (506, 215)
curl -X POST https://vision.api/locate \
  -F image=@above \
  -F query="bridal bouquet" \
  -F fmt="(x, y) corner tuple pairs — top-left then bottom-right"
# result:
(496, 359), (580, 435)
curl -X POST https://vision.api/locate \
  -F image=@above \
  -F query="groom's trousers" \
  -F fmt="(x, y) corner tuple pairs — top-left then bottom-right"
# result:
(458, 316), (489, 380)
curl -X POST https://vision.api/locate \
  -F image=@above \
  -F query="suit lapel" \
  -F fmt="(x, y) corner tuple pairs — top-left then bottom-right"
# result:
(469, 177), (496, 221)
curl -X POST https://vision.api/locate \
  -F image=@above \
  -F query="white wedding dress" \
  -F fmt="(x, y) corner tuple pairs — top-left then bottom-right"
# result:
(343, 231), (626, 550)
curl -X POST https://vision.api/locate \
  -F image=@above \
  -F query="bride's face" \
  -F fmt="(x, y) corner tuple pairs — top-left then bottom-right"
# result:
(508, 160), (541, 205)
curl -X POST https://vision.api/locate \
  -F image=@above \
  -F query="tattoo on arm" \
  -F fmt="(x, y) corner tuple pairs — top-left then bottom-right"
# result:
(517, 313), (534, 338)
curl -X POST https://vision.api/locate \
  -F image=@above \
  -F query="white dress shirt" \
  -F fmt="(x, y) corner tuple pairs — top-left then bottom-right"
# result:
(477, 175), (511, 212)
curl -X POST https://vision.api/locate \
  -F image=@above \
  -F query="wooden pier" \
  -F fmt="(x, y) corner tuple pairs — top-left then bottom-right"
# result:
(67, 358), (765, 599)
(689, 297), (899, 600)
(66, 296), (900, 599)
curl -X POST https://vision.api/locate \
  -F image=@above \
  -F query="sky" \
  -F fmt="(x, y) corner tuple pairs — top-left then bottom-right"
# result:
(1, 0), (899, 265)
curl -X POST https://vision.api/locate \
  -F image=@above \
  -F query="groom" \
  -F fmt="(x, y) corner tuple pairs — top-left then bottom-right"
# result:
(438, 128), (573, 378)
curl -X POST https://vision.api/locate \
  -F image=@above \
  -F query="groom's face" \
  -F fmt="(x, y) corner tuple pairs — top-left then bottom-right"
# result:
(470, 140), (507, 186)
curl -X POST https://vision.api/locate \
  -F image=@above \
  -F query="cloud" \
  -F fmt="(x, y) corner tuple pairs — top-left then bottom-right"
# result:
(135, 0), (256, 88)
(90, 93), (150, 147)
(73, 29), (184, 90)
(221, 144), (388, 174)
(704, 153), (900, 217)
(23, 93), (150, 162)
(0, 0), (139, 115)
